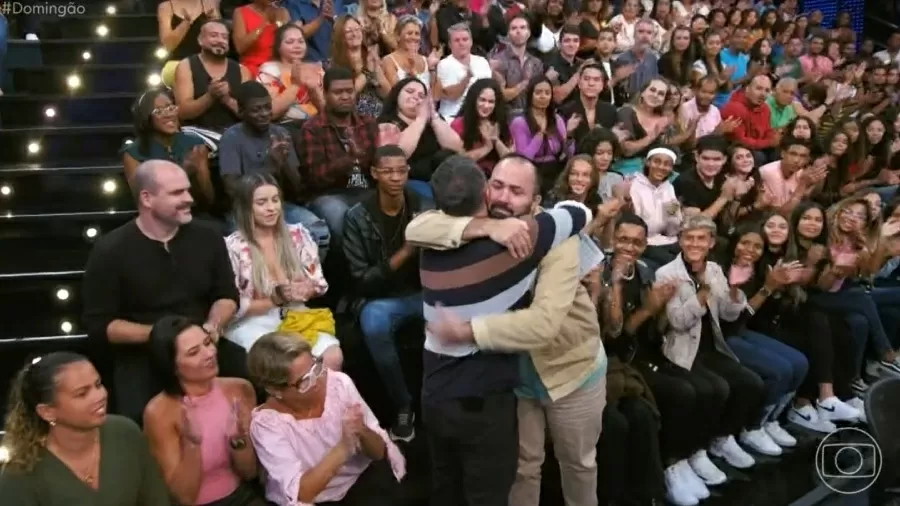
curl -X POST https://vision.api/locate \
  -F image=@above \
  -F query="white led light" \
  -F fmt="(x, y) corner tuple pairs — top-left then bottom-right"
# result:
(124, 139), (134, 145)
(56, 288), (70, 301)
(0, 185), (10, 196)
(96, 25), (109, 37)
(102, 180), (117, 194)
(84, 226), (99, 239)
(0, 447), (9, 463)
(82, 50), (92, 61)
(44, 107), (56, 118)
(27, 142), (40, 155)
(106, 5), (117, 14)
(66, 74), (81, 90)
(147, 73), (162, 87)
(60, 321), (73, 334)
(155, 47), (168, 59)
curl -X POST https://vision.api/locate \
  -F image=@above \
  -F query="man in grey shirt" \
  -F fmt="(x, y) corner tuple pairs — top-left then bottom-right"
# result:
(218, 81), (329, 253)
(614, 19), (659, 98)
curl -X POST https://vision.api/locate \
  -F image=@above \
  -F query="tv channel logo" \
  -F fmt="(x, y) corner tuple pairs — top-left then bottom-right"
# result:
(816, 427), (883, 494)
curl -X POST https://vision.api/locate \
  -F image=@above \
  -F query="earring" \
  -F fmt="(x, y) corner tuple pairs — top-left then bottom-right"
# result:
(48, 420), (57, 427)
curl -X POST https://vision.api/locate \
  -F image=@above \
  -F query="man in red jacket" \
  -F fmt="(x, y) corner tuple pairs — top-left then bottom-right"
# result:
(720, 75), (780, 166)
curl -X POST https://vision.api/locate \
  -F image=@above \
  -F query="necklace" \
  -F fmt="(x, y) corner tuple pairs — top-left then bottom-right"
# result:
(79, 440), (101, 485)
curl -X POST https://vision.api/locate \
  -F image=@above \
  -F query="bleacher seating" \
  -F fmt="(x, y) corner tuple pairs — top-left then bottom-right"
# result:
(0, 5), (845, 506)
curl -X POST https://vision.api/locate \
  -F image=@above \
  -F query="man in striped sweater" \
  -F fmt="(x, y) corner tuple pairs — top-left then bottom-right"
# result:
(408, 154), (594, 506)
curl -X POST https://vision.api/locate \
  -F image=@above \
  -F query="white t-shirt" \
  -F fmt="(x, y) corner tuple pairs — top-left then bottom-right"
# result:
(436, 54), (493, 120)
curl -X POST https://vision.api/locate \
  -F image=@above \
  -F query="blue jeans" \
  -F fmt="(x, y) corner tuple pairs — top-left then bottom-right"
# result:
(809, 285), (892, 376)
(871, 185), (899, 204)
(308, 191), (367, 252)
(225, 203), (330, 259)
(869, 285), (900, 350)
(727, 330), (809, 407)
(406, 180), (433, 200)
(358, 293), (423, 410)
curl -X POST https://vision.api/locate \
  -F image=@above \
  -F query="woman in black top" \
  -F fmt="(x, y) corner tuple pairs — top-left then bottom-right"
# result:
(659, 26), (697, 87)
(376, 77), (463, 198)
(158, 0), (219, 86)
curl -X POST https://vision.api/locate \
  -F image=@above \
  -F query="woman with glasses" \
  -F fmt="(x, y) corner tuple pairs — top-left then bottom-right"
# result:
(122, 89), (216, 212)
(247, 332), (406, 505)
(143, 316), (267, 506)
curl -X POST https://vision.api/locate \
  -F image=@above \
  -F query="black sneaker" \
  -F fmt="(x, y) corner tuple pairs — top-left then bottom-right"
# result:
(389, 409), (415, 442)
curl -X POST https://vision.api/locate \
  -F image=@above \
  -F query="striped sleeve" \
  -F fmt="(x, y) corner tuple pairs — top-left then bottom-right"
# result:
(530, 202), (591, 259)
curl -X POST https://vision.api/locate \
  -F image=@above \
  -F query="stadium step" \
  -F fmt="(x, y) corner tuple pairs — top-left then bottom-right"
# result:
(0, 165), (131, 213)
(7, 37), (161, 67)
(0, 92), (141, 128)
(0, 273), (85, 340)
(38, 13), (159, 40)
(10, 63), (159, 96)
(0, 124), (133, 165)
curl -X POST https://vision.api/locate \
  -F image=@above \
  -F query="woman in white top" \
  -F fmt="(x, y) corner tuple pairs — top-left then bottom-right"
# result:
(381, 15), (441, 91)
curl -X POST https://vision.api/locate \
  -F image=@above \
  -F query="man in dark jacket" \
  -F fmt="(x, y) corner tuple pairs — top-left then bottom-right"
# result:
(342, 144), (432, 442)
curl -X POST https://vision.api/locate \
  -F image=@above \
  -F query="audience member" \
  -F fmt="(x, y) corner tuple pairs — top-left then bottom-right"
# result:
(342, 145), (431, 442)
(631, 148), (683, 266)
(613, 19), (660, 97)
(224, 173), (342, 368)
(174, 20), (251, 139)
(158, 0), (221, 87)
(490, 14), (543, 113)
(233, 0), (294, 75)
(559, 63), (619, 141)
(408, 155), (591, 505)
(143, 316), (265, 505)
(381, 15), (440, 90)
(450, 77), (514, 175)
(720, 74), (778, 166)
(247, 333), (405, 505)
(257, 24), (326, 124)
(328, 15), (390, 117)
(82, 160), (239, 423)
(0, 353), (169, 505)
(436, 23), (493, 120)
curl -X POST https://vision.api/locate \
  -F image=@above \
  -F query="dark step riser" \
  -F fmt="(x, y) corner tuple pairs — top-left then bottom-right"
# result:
(0, 133), (131, 165)
(12, 68), (160, 95)
(0, 98), (137, 128)
(8, 41), (160, 67)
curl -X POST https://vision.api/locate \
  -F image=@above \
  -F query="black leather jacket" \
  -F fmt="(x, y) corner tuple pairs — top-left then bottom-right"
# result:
(342, 189), (433, 304)
(600, 256), (660, 364)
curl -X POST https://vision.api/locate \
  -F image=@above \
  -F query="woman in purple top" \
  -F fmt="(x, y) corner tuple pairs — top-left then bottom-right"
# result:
(509, 76), (577, 195)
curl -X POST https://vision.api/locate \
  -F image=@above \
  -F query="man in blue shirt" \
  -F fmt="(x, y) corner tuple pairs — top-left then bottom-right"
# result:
(715, 27), (751, 108)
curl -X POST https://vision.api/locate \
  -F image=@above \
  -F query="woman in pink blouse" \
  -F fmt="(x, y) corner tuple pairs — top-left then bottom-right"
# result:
(247, 333), (406, 506)
(224, 174), (342, 370)
(799, 35), (834, 81)
(510, 76), (576, 195)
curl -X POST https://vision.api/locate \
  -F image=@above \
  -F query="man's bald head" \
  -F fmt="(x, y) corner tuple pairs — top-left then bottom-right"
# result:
(488, 155), (542, 218)
(133, 159), (180, 198)
(133, 160), (194, 225)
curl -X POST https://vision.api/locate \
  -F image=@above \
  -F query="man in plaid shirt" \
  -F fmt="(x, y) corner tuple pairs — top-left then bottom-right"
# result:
(294, 66), (379, 251)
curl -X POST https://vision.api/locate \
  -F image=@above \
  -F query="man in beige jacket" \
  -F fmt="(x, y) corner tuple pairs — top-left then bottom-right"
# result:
(408, 155), (611, 506)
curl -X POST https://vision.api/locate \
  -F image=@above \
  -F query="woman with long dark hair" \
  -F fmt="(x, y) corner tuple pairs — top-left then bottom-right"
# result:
(257, 23), (326, 124)
(0, 353), (169, 504)
(659, 26), (697, 87)
(122, 89), (215, 209)
(511, 76), (576, 194)
(144, 316), (266, 505)
(450, 78), (513, 175)
(377, 77), (462, 197)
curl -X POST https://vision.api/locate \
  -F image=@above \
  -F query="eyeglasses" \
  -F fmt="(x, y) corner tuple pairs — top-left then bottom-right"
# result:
(289, 358), (325, 394)
(151, 104), (178, 116)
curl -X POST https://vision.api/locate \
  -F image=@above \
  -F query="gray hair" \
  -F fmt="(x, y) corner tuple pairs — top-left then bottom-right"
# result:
(447, 23), (471, 37)
(776, 77), (798, 91)
(680, 214), (717, 236)
(635, 19), (655, 31)
(246, 332), (313, 390)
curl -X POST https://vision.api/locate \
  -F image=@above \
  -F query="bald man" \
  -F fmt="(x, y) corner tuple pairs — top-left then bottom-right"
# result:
(83, 160), (239, 424)
(720, 74), (779, 166)
(767, 78), (798, 130)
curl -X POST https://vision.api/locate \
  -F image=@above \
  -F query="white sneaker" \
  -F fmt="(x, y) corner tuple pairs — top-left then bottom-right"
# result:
(846, 397), (867, 424)
(710, 435), (756, 469)
(867, 356), (900, 378)
(764, 420), (797, 447)
(787, 404), (837, 433)
(665, 462), (700, 506)
(25, 33), (39, 41)
(817, 396), (861, 422)
(689, 449), (727, 486)
(740, 427), (783, 456)
(679, 458), (711, 498)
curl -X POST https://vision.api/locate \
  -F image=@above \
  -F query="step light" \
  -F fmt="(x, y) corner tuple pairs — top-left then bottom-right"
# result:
(82, 50), (92, 61)
(60, 320), (73, 334)
(44, 107), (56, 119)
(106, 5), (117, 15)
(27, 141), (40, 155)
(0, 447), (8, 464)
(102, 179), (118, 194)
(96, 24), (109, 37)
(124, 139), (134, 145)
(155, 47), (168, 60)
(66, 74), (81, 90)
(0, 185), (10, 196)
(84, 226), (99, 240)
(147, 73), (162, 87)
(56, 288), (70, 301)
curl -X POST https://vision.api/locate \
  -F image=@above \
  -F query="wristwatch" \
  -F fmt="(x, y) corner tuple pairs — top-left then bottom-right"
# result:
(229, 436), (248, 451)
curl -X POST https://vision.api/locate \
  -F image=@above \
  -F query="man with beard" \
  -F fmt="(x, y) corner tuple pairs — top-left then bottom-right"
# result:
(82, 160), (239, 424)
(611, 19), (659, 98)
(721, 75), (778, 166)
(174, 20), (251, 136)
(408, 155), (609, 506)
(219, 81), (330, 252)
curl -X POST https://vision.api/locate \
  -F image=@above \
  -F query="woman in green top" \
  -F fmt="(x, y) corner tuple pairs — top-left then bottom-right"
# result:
(0, 352), (170, 506)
